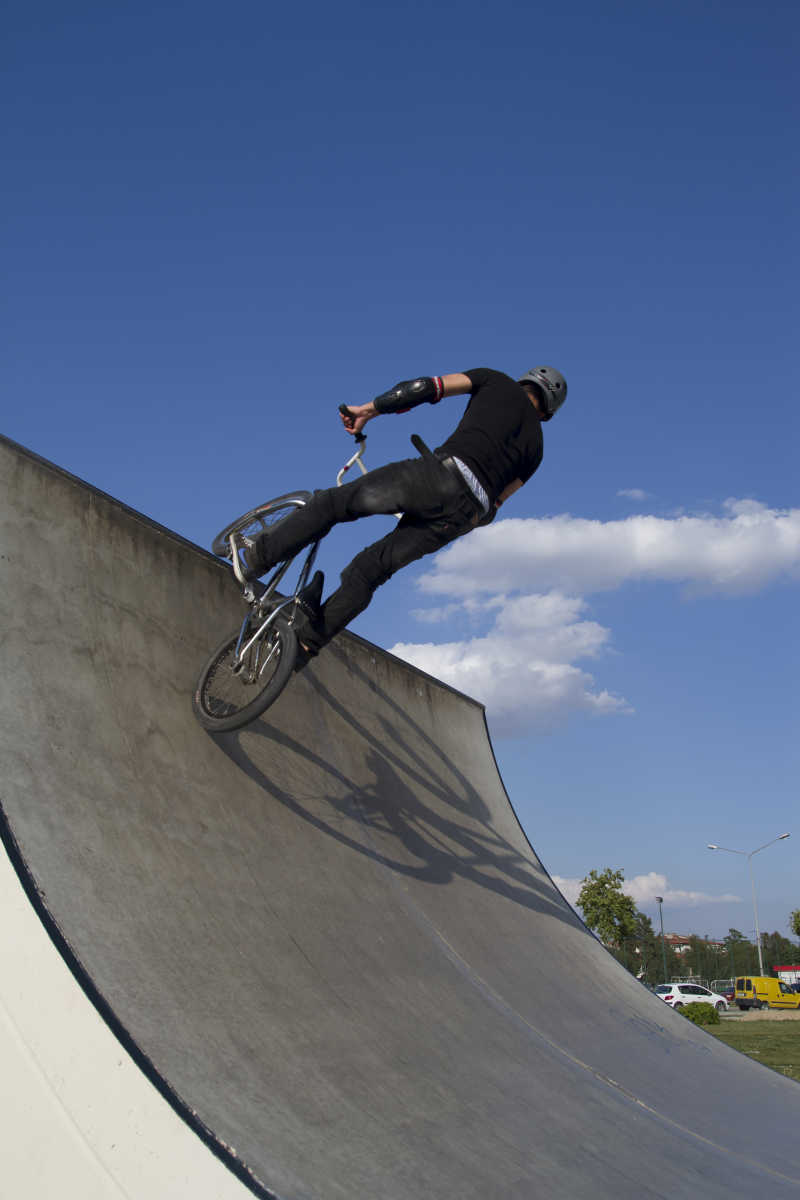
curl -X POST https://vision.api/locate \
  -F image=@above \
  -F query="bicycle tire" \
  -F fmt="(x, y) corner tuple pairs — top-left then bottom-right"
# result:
(192, 615), (298, 731)
(211, 492), (312, 559)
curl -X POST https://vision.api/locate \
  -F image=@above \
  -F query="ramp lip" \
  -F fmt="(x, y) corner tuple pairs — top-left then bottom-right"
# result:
(1, 431), (488, 710)
(1, 431), (220, 565)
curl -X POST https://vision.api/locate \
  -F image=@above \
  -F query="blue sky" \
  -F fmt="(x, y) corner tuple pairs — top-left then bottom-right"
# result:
(3, 0), (797, 943)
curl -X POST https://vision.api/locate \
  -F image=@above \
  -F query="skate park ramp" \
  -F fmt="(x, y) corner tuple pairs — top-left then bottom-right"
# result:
(2, 431), (800, 1200)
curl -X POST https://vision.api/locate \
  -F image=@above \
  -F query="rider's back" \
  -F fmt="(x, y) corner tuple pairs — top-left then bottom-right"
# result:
(435, 367), (543, 504)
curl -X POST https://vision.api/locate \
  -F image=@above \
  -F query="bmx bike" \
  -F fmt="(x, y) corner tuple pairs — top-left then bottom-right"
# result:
(192, 427), (370, 732)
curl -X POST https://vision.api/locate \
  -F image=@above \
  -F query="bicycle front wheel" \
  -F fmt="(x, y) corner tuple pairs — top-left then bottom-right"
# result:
(192, 615), (298, 732)
(211, 492), (312, 559)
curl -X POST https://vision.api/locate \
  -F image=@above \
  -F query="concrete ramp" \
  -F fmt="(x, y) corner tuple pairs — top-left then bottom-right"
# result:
(2, 433), (799, 1199)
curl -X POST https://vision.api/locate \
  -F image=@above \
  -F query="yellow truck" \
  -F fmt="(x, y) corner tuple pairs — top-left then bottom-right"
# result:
(734, 976), (800, 1010)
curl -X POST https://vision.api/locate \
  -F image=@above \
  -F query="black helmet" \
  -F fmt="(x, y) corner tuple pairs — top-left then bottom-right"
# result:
(518, 366), (567, 420)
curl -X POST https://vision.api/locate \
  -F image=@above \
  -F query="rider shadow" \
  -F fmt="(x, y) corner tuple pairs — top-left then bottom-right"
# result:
(212, 642), (581, 929)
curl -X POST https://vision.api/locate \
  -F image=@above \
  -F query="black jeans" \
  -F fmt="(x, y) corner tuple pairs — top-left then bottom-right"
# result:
(264, 453), (483, 654)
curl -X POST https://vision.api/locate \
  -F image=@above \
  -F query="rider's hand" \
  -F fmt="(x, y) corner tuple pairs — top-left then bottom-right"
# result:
(339, 402), (376, 436)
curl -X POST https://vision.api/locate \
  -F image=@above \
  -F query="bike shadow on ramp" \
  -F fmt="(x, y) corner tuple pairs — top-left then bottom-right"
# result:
(207, 636), (583, 929)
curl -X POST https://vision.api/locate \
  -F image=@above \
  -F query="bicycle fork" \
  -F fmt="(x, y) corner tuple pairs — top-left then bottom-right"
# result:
(230, 539), (321, 678)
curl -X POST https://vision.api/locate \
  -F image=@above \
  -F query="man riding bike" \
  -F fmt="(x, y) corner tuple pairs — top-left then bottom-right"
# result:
(242, 365), (567, 666)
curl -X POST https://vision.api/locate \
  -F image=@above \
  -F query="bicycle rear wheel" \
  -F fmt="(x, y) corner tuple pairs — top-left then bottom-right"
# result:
(192, 615), (298, 731)
(212, 492), (312, 559)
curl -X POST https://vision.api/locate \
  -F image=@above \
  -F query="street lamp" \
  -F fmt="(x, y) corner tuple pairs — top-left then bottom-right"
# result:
(707, 833), (791, 976)
(655, 895), (668, 984)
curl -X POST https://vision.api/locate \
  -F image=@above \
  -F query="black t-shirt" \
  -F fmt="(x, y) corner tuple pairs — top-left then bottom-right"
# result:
(436, 368), (543, 502)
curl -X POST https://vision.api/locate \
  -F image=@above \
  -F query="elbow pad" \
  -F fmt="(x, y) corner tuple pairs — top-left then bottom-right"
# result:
(373, 376), (444, 414)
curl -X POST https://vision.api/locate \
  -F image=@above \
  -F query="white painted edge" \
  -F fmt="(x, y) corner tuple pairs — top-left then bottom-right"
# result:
(0, 839), (258, 1200)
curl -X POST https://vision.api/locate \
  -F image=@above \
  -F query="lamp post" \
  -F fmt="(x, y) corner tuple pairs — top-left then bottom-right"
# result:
(655, 895), (668, 984)
(707, 833), (791, 976)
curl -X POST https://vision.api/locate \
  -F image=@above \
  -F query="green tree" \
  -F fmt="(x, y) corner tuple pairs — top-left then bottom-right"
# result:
(652, 932), (681, 985)
(577, 868), (638, 948)
(611, 910), (654, 978)
(685, 933), (736, 983)
(761, 930), (800, 973)
(632, 910), (659, 979)
(790, 910), (800, 939)
(723, 928), (758, 977)
(607, 909), (677, 982)
(684, 934), (712, 981)
(632, 910), (676, 984)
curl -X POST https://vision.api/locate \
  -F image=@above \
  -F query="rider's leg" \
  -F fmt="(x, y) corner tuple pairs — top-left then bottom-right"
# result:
(294, 497), (478, 657)
(243, 455), (464, 580)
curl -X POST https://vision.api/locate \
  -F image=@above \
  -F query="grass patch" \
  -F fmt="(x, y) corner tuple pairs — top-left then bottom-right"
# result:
(708, 1021), (800, 1082)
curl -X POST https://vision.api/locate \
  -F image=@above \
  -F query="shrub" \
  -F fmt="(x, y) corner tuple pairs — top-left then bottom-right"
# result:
(679, 1002), (720, 1026)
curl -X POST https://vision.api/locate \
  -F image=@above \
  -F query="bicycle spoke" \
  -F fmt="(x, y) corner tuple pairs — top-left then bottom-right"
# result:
(203, 632), (283, 718)
(257, 638), (281, 679)
(193, 609), (299, 730)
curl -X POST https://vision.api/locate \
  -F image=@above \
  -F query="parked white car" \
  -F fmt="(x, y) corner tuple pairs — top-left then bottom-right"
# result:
(654, 983), (728, 1011)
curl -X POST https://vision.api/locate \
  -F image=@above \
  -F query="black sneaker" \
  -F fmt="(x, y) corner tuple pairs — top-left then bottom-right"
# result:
(296, 570), (324, 617)
(240, 531), (273, 581)
(291, 571), (325, 671)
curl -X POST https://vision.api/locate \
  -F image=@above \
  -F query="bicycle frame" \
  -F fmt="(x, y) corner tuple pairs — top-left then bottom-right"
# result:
(336, 433), (368, 486)
(225, 433), (370, 675)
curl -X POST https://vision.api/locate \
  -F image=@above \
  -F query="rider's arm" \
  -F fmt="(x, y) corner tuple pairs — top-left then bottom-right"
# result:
(373, 372), (473, 414)
(440, 373), (473, 397)
(340, 373), (474, 435)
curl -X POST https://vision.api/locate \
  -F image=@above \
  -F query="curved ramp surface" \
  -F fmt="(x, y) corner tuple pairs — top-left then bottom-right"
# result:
(2, 433), (800, 1200)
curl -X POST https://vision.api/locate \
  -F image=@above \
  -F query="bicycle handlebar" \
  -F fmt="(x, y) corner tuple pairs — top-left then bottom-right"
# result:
(338, 403), (366, 443)
(337, 405), (369, 486)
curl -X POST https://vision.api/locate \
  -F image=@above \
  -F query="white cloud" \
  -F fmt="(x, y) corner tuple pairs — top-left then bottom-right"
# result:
(408, 596), (502, 625)
(390, 498), (800, 736)
(617, 488), (651, 502)
(391, 592), (631, 735)
(417, 500), (800, 597)
(623, 871), (740, 907)
(552, 871), (741, 910)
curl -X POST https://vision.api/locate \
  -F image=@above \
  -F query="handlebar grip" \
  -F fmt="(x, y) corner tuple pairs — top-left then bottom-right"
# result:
(339, 403), (366, 442)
